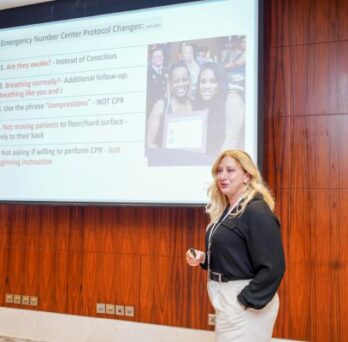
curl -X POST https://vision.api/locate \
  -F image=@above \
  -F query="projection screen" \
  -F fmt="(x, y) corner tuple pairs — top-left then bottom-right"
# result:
(0, 0), (260, 205)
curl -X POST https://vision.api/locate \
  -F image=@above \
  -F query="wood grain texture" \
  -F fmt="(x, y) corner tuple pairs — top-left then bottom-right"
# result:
(0, 206), (9, 306)
(336, 265), (348, 341)
(310, 265), (342, 342)
(338, 118), (348, 188)
(6, 248), (25, 308)
(263, 116), (290, 190)
(288, 190), (341, 266)
(275, 263), (348, 342)
(265, 1), (348, 340)
(6, 206), (27, 298)
(265, 0), (348, 47)
(0, 205), (210, 326)
(38, 250), (61, 312)
(151, 207), (206, 257)
(290, 41), (348, 116)
(276, 264), (311, 341)
(53, 250), (70, 313)
(54, 206), (70, 251)
(264, 0), (291, 48)
(7, 206), (26, 249)
(263, 47), (291, 118)
(337, 190), (348, 264)
(290, 115), (348, 189)
(23, 206), (41, 298)
(139, 255), (212, 330)
(273, 189), (290, 268)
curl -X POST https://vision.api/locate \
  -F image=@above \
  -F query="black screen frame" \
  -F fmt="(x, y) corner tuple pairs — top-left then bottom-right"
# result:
(0, 0), (201, 28)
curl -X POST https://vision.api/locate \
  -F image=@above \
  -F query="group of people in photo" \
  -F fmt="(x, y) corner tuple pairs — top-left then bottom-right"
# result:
(145, 36), (246, 159)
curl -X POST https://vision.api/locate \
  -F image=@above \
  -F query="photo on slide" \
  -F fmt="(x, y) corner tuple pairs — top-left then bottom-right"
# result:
(144, 35), (246, 166)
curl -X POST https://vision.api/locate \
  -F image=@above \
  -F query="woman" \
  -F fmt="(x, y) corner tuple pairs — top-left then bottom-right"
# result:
(146, 62), (193, 148)
(194, 63), (245, 156)
(186, 150), (285, 342)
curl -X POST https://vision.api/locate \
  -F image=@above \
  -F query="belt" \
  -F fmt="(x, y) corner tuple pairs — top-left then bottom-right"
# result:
(208, 271), (231, 283)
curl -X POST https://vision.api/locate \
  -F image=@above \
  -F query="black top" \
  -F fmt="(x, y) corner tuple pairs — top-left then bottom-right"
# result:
(202, 194), (285, 309)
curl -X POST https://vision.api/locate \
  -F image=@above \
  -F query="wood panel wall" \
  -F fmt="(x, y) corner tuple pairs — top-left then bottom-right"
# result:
(0, 205), (212, 330)
(264, 0), (348, 341)
(1, 1), (348, 341)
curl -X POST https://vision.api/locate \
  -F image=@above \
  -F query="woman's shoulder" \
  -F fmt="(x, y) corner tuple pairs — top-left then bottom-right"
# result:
(242, 194), (280, 227)
(244, 194), (274, 216)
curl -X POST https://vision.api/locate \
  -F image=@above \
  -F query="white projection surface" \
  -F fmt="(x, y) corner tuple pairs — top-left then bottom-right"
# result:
(0, 0), (259, 204)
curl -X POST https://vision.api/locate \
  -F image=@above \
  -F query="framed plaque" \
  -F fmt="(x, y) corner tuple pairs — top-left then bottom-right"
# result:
(162, 110), (208, 153)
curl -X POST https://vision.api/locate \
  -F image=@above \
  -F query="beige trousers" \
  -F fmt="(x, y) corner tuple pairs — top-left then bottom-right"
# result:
(207, 279), (279, 342)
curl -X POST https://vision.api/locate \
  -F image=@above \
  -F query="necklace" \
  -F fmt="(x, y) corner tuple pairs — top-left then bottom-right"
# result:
(207, 195), (244, 277)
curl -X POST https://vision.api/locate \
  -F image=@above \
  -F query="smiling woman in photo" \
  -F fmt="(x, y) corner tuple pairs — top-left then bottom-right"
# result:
(194, 63), (245, 156)
(146, 62), (193, 148)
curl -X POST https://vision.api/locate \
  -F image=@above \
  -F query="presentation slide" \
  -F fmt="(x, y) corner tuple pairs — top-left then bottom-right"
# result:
(0, 0), (259, 204)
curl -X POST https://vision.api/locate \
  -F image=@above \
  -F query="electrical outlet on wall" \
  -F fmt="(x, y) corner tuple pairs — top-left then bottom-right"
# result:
(125, 306), (135, 317)
(208, 313), (216, 326)
(96, 303), (106, 314)
(21, 295), (30, 305)
(105, 304), (115, 315)
(30, 296), (38, 306)
(115, 305), (124, 316)
(13, 294), (21, 304)
(5, 294), (13, 304)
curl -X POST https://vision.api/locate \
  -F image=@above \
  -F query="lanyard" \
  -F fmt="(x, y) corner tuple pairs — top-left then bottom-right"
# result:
(207, 195), (244, 276)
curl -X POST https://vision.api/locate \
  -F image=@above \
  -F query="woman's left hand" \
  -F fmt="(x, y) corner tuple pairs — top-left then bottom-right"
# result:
(185, 248), (205, 266)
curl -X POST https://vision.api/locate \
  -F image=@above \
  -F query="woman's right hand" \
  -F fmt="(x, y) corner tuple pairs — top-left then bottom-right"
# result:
(185, 248), (205, 267)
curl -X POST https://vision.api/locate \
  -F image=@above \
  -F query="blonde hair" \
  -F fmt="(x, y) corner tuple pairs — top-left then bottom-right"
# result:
(206, 150), (275, 224)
